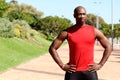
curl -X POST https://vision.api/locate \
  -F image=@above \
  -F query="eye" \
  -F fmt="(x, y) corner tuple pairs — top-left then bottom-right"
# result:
(83, 13), (86, 15)
(77, 13), (86, 15)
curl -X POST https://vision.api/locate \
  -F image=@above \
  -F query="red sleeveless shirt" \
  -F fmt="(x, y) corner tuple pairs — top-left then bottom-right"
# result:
(67, 24), (95, 71)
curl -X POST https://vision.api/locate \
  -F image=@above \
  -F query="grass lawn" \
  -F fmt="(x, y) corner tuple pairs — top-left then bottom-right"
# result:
(0, 37), (50, 72)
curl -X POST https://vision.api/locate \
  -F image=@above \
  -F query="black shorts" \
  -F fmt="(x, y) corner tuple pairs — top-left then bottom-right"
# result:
(64, 71), (98, 80)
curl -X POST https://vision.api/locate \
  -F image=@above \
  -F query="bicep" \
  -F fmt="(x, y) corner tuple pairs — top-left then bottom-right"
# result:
(50, 31), (67, 50)
(95, 29), (110, 48)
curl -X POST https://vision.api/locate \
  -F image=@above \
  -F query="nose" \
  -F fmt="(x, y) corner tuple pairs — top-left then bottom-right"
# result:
(81, 14), (84, 17)
(81, 13), (85, 17)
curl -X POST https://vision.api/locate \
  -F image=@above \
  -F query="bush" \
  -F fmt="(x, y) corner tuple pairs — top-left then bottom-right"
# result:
(0, 18), (32, 39)
(13, 20), (31, 39)
(14, 24), (22, 37)
(0, 18), (14, 38)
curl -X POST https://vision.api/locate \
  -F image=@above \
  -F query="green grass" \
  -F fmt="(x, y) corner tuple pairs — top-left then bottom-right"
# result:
(0, 37), (51, 72)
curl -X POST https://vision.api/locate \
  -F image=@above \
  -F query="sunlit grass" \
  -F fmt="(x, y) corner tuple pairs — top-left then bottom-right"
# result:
(0, 37), (50, 72)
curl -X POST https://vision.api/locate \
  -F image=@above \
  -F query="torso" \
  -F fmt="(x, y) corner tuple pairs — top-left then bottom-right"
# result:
(66, 24), (96, 71)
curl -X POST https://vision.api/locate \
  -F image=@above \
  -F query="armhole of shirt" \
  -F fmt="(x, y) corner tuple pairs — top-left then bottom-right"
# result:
(92, 27), (97, 40)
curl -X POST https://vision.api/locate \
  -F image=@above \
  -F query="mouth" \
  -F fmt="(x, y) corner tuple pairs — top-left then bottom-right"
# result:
(78, 18), (85, 22)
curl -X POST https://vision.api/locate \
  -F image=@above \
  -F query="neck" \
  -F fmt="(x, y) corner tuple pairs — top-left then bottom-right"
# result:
(76, 22), (85, 27)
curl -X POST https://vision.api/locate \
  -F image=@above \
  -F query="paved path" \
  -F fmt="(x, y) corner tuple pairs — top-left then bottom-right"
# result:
(0, 44), (120, 80)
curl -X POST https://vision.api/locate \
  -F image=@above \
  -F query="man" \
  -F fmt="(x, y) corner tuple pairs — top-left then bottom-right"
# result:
(49, 6), (112, 80)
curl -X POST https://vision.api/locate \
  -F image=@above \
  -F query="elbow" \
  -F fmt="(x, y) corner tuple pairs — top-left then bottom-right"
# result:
(49, 46), (55, 55)
(106, 43), (112, 53)
(49, 46), (52, 54)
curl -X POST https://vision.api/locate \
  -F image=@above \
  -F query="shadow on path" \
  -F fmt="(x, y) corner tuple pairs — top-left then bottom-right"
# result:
(15, 68), (105, 80)
(14, 68), (64, 76)
(14, 68), (108, 80)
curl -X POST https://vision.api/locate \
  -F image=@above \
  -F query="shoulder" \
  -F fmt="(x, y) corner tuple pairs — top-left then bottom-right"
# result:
(95, 28), (103, 35)
(57, 30), (68, 40)
(57, 25), (75, 39)
(59, 30), (68, 36)
(94, 28), (106, 39)
(65, 25), (75, 30)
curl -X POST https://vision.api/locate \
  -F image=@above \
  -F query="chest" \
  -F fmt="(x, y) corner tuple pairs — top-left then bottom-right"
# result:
(67, 27), (95, 45)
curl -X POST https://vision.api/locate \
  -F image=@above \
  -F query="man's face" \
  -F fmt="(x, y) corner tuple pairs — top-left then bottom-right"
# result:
(74, 8), (86, 23)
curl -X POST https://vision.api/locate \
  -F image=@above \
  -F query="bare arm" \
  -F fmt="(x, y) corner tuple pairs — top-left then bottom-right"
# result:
(95, 28), (112, 66)
(49, 31), (67, 68)
(89, 28), (112, 71)
(49, 31), (76, 72)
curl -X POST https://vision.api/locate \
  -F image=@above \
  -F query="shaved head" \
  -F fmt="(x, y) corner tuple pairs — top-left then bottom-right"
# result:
(74, 6), (86, 14)
(73, 6), (87, 25)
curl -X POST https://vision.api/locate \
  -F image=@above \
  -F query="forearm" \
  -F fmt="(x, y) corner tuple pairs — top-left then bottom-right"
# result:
(99, 46), (112, 66)
(49, 47), (64, 68)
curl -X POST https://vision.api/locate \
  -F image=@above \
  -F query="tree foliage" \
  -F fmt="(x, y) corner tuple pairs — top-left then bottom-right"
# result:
(99, 23), (120, 40)
(9, 1), (43, 18)
(99, 23), (111, 38)
(114, 24), (120, 38)
(7, 10), (39, 27)
(6, 1), (43, 29)
(2, 0), (120, 42)
(7, 10), (22, 20)
(0, 0), (10, 17)
(86, 14), (105, 27)
(39, 16), (72, 40)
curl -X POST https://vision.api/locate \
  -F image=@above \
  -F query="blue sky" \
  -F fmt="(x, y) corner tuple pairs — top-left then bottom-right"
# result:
(6, 0), (120, 24)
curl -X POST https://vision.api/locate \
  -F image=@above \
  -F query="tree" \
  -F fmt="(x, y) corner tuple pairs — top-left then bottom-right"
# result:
(86, 14), (105, 27)
(0, 0), (10, 17)
(99, 23), (111, 38)
(114, 24), (120, 43)
(7, 10), (39, 28)
(7, 1), (43, 28)
(39, 16), (72, 40)
(86, 14), (96, 26)
(9, 1), (43, 19)
(19, 3), (43, 18)
(7, 10), (22, 20)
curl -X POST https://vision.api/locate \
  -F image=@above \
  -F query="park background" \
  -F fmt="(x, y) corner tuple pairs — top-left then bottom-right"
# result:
(0, 0), (120, 73)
